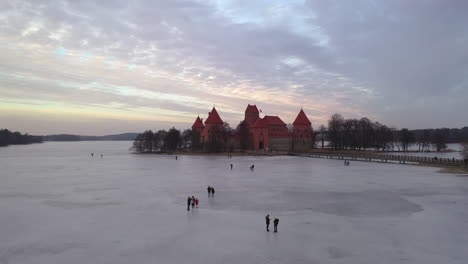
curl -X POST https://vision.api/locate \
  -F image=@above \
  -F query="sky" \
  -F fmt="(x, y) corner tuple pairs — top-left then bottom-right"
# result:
(0, 0), (467, 135)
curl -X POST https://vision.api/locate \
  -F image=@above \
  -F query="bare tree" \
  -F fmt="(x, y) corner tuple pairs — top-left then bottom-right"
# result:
(164, 127), (181, 151)
(237, 120), (250, 151)
(432, 129), (448, 152)
(142, 130), (154, 152)
(316, 125), (327, 149)
(328, 114), (344, 150)
(131, 133), (144, 153)
(181, 129), (192, 148)
(154, 130), (167, 151)
(399, 128), (415, 152)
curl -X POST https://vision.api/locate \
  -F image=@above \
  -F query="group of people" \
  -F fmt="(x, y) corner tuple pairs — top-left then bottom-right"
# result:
(265, 214), (279, 232)
(207, 186), (215, 197)
(91, 153), (103, 158)
(229, 164), (256, 170)
(344, 160), (350, 166)
(227, 155), (233, 159)
(187, 188), (282, 233)
(186, 196), (199, 211)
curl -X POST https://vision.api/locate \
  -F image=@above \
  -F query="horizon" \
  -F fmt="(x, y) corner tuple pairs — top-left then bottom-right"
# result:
(1, 1), (467, 135)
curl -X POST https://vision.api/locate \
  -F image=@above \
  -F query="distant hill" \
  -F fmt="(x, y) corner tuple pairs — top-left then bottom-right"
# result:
(44, 133), (139, 141)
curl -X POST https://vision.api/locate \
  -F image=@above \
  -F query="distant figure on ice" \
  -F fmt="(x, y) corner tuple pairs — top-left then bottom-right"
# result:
(207, 186), (212, 197)
(273, 217), (279, 232)
(195, 197), (199, 208)
(250, 164), (255, 171)
(344, 160), (349, 166)
(176, 155), (178, 160)
(211, 187), (215, 197)
(191, 196), (196, 208)
(187, 196), (192, 211)
(230, 164), (233, 170)
(91, 153), (93, 157)
(265, 214), (271, 232)
(101, 154), (103, 158)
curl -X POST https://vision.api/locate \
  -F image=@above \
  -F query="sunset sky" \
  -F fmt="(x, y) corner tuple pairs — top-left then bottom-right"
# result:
(1, 0), (467, 135)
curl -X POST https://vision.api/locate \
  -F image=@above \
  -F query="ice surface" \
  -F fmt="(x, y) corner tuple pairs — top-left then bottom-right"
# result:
(1, 142), (468, 264)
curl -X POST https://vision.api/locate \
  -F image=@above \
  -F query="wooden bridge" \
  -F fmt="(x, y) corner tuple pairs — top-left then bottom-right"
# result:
(292, 151), (468, 168)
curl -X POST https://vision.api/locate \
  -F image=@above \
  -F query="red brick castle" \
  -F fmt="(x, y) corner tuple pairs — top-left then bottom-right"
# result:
(192, 105), (313, 152)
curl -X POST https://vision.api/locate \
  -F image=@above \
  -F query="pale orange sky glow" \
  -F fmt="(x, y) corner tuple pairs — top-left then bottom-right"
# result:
(1, 1), (467, 135)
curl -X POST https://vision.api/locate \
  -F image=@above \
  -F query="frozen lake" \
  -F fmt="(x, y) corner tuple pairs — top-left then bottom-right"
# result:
(1, 141), (468, 264)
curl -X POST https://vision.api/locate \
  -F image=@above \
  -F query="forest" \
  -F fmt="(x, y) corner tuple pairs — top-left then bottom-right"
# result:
(0, 129), (43, 147)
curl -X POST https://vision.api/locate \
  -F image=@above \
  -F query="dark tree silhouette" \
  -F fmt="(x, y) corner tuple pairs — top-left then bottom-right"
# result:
(416, 129), (431, 152)
(155, 130), (167, 150)
(399, 128), (415, 152)
(315, 125), (327, 149)
(237, 120), (250, 151)
(164, 127), (181, 151)
(181, 129), (192, 148)
(131, 133), (144, 152)
(142, 130), (154, 152)
(0, 129), (42, 147)
(327, 114), (344, 150)
(432, 129), (448, 152)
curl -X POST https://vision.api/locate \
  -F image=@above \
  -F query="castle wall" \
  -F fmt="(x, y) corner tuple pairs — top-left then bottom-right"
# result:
(292, 138), (313, 152)
(269, 137), (292, 152)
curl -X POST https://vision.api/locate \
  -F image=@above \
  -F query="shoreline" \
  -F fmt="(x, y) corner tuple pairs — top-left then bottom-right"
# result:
(131, 150), (468, 174)
(132, 151), (289, 156)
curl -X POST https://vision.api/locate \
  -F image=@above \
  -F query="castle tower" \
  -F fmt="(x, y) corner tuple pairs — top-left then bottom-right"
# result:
(244, 104), (259, 126)
(292, 109), (313, 152)
(251, 117), (269, 150)
(191, 116), (205, 134)
(201, 107), (224, 151)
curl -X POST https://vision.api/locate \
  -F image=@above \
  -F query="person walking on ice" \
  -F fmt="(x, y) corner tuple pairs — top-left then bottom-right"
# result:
(195, 197), (199, 208)
(265, 214), (271, 232)
(187, 196), (192, 211)
(230, 164), (233, 170)
(207, 186), (212, 197)
(273, 217), (279, 232)
(211, 187), (215, 197)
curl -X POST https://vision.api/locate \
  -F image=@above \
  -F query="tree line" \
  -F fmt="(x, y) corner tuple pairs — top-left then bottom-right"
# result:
(131, 122), (234, 153)
(317, 114), (468, 152)
(131, 116), (467, 153)
(0, 129), (43, 147)
(131, 128), (192, 152)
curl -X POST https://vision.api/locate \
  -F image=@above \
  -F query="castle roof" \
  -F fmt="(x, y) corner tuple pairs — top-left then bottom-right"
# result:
(191, 116), (205, 129)
(245, 104), (259, 113)
(263, 115), (286, 126)
(204, 107), (224, 124)
(252, 117), (267, 128)
(293, 109), (311, 125)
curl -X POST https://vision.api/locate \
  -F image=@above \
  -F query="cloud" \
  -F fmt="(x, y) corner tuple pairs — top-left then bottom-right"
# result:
(0, 0), (466, 135)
